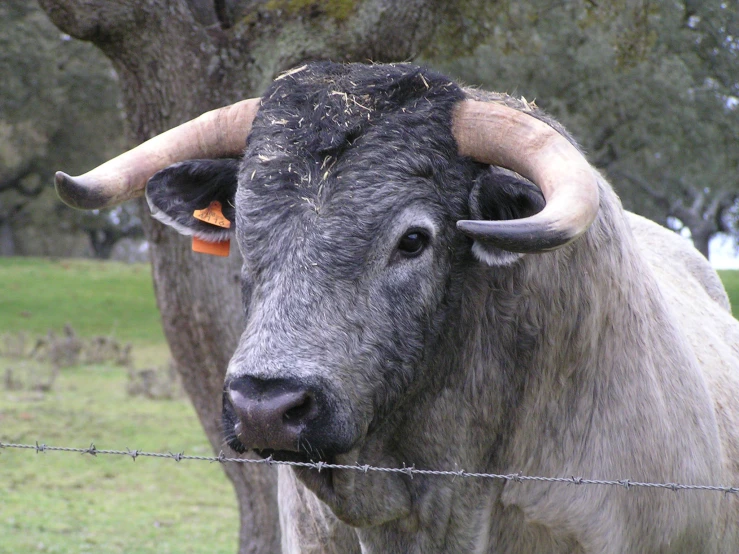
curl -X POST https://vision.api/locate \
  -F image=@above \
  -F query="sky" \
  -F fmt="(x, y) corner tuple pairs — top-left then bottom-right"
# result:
(670, 220), (739, 270)
(710, 233), (739, 270)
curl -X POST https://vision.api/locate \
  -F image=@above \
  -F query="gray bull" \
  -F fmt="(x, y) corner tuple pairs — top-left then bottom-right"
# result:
(56, 63), (739, 553)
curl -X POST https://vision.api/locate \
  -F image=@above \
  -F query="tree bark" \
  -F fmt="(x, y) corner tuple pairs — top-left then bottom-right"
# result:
(691, 228), (712, 259)
(36, 0), (469, 551)
(671, 190), (738, 260)
(0, 218), (16, 256)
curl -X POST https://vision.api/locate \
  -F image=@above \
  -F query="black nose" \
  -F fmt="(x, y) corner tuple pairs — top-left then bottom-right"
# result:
(226, 376), (319, 452)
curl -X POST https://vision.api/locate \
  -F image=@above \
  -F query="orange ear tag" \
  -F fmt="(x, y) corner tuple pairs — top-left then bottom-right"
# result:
(192, 200), (231, 257)
(192, 236), (231, 256)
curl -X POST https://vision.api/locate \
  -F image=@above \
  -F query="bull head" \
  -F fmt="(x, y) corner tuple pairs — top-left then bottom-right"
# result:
(56, 63), (600, 526)
(56, 68), (598, 254)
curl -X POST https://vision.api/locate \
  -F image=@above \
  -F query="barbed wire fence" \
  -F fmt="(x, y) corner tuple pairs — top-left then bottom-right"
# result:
(2, 440), (738, 495)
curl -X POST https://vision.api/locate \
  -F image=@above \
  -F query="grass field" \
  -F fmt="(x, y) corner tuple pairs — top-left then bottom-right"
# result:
(0, 257), (737, 553)
(0, 257), (238, 554)
(0, 257), (164, 344)
(0, 365), (239, 554)
(719, 270), (739, 317)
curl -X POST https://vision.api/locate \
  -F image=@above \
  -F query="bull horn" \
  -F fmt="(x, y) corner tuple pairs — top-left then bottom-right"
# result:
(55, 98), (261, 209)
(452, 99), (600, 252)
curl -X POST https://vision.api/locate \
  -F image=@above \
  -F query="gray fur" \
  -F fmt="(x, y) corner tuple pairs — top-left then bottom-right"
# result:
(271, 182), (739, 554)
(153, 63), (739, 553)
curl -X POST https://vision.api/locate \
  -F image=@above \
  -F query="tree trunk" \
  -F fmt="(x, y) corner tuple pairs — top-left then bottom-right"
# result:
(87, 229), (117, 259)
(36, 1), (475, 551)
(690, 226), (713, 259)
(0, 218), (15, 256)
(141, 205), (281, 552)
(673, 209), (717, 260)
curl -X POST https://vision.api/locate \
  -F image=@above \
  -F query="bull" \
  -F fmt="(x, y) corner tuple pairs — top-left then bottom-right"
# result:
(56, 62), (739, 553)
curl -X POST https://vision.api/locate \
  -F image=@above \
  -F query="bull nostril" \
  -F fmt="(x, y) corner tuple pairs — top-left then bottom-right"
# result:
(283, 393), (313, 423)
(225, 376), (324, 452)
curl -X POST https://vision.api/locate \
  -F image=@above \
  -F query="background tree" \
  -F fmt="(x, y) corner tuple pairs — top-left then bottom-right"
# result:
(0, 0), (131, 257)
(440, 0), (739, 258)
(34, 0), (698, 551)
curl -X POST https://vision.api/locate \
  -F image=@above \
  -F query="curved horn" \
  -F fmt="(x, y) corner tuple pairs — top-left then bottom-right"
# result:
(452, 99), (600, 252)
(55, 98), (261, 209)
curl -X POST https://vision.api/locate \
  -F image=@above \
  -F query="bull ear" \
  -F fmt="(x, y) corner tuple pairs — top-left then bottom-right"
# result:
(145, 158), (240, 242)
(467, 166), (546, 266)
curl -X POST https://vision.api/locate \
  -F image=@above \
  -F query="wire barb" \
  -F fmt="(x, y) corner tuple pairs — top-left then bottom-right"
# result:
(2, 441), (738, 495)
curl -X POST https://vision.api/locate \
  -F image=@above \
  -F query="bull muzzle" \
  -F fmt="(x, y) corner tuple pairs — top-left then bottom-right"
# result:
(223, 375), (336, 456)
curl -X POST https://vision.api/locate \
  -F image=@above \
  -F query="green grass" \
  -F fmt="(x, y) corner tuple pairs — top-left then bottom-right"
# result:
(0, 257), (164, 344)
(0, 363), (239, 554)
(718, 270), (739, 317)
(0, 257), (239, 553)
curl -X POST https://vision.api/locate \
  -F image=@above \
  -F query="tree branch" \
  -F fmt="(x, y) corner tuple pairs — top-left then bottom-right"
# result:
(213, 0), (232, 29)
(714, 189), (739, 233)
(611, 168), (671, 210)
(685, 184), (706, 214)
(0, 198), (31, 223)
(0, 160), (44, 197)
(37, 0), (136, 41)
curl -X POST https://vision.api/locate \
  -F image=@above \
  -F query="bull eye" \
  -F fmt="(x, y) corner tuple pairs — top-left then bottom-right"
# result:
(397, 229), (429, 258)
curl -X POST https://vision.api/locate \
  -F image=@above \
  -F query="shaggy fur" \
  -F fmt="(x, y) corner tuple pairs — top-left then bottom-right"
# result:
(146, 62), (739, 553)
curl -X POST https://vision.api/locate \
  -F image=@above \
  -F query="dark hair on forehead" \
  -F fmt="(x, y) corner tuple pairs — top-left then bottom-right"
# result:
(252, 61), (466, 161)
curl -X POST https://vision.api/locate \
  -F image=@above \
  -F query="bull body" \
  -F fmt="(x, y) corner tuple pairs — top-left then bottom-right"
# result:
(274, 208), (739, 554)
(80, 62), (739, 553)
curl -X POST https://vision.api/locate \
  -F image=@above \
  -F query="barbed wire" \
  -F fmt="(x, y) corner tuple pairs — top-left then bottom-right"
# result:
(2, 441), (738, 495)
